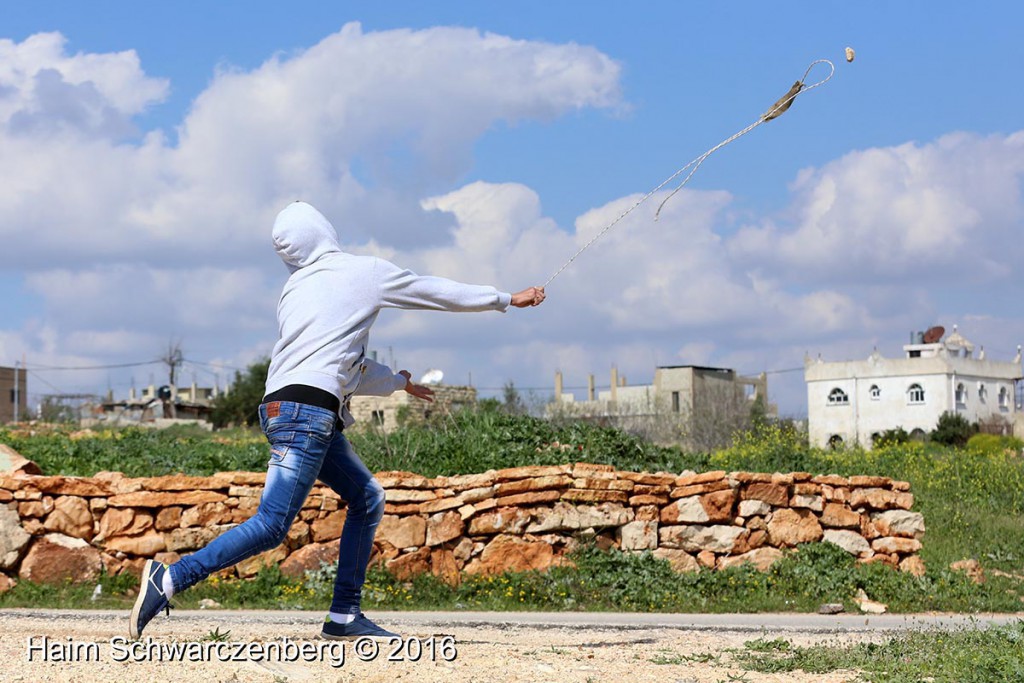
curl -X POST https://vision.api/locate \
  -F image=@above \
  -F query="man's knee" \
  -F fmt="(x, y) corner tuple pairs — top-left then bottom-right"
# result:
(365, 480), (385, 523)
(251, 507), (293, 548)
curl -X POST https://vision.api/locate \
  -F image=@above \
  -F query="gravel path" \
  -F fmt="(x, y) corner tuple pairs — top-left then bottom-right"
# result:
(1, 609), (1018, 682)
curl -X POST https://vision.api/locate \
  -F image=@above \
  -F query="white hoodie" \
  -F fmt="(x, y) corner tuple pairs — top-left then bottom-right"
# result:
(265, 201), (512, 425)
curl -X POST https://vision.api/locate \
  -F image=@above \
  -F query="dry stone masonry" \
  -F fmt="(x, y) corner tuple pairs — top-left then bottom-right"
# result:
(0, 461), (926, 591)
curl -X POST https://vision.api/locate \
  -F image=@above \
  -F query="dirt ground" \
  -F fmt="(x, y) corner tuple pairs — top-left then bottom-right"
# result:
(0, 609), (882, 683)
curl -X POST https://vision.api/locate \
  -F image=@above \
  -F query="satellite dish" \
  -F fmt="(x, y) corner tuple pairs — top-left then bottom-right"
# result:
(418, 369), (444, 385)
(923, 326), (945, 344)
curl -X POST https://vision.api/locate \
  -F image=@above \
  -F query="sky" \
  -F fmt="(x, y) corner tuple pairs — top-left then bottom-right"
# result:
(1, 1), (1023, 418)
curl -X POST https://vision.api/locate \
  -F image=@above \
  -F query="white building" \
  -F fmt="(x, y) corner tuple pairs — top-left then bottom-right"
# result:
(805, 327), (1023, 448)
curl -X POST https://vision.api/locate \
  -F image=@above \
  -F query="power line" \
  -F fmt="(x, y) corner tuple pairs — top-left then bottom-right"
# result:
(25, 370), (62, 392)
(183, 358), (245, 372)
(26, 360), (162, 371)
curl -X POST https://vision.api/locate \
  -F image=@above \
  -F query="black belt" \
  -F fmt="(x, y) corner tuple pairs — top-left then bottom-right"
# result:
(262, 385), (341, 414)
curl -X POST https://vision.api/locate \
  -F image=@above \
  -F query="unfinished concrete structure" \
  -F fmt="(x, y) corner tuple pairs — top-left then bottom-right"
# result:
(0, 364), (28, 424)
(349, 385), (478, 432)
(550, 365), (771, 449)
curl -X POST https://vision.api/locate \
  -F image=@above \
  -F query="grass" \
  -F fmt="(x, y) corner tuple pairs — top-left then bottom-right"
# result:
(733, 622), (1024, 682)
(3, 542), (1022, 614)
(3, 413), (1024, 614)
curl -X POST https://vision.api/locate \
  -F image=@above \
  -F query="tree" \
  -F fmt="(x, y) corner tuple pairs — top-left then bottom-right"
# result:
(210, 358), (270, 428)
(930, 411), (976, 447)
(502, 382), (526, 415)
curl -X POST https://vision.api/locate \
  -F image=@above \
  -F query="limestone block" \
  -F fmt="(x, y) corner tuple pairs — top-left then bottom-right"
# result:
(767, 508), (823, 547)
(660, 497), (709, 524)
(18, 533), (102, 584)
(376, 515), (426, 549)
(658, 524), (746, 553)
(870, 510), (925, 539)
(718, 547), (784, 571)
(823, 529), (871, 556)
(0, 505), (31, 569)
(617, 520), (658, 551)
(426, 510), (464, 546)
(738, 499), (771, 517)
(651, 548), (699, 573)
(468, 507), (532, 536)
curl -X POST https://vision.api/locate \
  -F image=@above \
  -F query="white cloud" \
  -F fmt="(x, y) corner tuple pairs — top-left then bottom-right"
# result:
(0, 24), (621, 270)
(729, 132), (1024, 282)
(0, 32), (168, 138)
(0, 24), (623, 398)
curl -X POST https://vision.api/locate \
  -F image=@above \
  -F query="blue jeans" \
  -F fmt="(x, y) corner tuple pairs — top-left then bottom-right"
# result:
(170, 401), (385, 614)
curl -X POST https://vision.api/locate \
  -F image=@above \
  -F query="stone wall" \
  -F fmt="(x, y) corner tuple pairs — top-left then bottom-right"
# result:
(0, 462), (925, 592)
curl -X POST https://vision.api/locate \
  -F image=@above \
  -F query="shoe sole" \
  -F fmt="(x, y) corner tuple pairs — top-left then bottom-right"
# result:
(319, 631), (399, 641)
(129, 559), (156, 639)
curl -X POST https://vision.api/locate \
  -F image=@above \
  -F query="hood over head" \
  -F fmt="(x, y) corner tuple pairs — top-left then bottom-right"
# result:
(272, 201), (343, 273)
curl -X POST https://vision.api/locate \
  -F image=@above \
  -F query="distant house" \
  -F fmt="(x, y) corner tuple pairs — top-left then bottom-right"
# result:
(805, 326), (1023, 448)
(549, 365), (773, 449)
(348, 385), (477, 432)
(0, 364), (28, 424)
(85, 383), (220, 427)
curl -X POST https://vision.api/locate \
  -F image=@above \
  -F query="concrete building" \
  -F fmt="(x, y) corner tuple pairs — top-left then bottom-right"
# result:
(0, 364), (28, 424)
(805, 326), (1023, 448)
(550, 365), (772, 449)
(84, 383), (221, 427)
(348, 384), (477, 432)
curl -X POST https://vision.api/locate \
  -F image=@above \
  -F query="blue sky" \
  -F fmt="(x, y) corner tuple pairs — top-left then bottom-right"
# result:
(2, 2), (1022, 416)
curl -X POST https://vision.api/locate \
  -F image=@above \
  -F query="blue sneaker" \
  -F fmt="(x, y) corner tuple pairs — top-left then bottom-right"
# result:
(321, 613), (400, 640)
(129, 560), (172, 639)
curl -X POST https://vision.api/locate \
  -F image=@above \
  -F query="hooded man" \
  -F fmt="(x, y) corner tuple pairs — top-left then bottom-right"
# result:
(131, 201), (545, 639)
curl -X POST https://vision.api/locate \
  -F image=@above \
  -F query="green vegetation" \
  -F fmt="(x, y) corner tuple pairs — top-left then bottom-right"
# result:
(930, 410), (977, 447)
(1, 406), (699, 479)
(2, 409), (1024, 614)
(733, 622), (1024, 682)
(3, 542), (1021, 614)
(209, 357), (270, 428)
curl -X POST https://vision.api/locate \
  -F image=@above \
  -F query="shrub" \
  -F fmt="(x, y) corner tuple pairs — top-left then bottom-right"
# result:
(930, 411), (977, 447)
(967, 432), (1024, 455)
(875, 426), (910, 446)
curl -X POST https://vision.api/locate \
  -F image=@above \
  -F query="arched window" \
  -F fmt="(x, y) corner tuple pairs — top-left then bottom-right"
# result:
(828, 434), (844, 449)
(869, 385), (880, 400)
(907, 383), (925, 404)
(910, 428), (927, 442)
(955, 383), (967, 406)
(999, 386), (1010, 411)
(828, 388), (849, 405)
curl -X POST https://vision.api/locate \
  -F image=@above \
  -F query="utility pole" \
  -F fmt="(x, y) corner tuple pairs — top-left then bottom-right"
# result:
(161, 341), (184, 419)
(12, 359), (19, 423)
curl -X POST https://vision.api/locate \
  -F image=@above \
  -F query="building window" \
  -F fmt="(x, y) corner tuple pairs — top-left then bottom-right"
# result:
(978, 384), (987, 403)
(671, 391), (680, 413)
(371, 410), (385, 426)
(955, 383), (967, 406)
(869, 385), (880, 400)
(907, 383), (925, 404)
(828, 434), (844, 449)
(827, 388), (849, 405)
(999, 387), (1009, 411)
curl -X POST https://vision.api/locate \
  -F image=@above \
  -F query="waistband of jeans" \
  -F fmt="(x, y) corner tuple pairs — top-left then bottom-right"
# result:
(262, 385), (340, 414)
